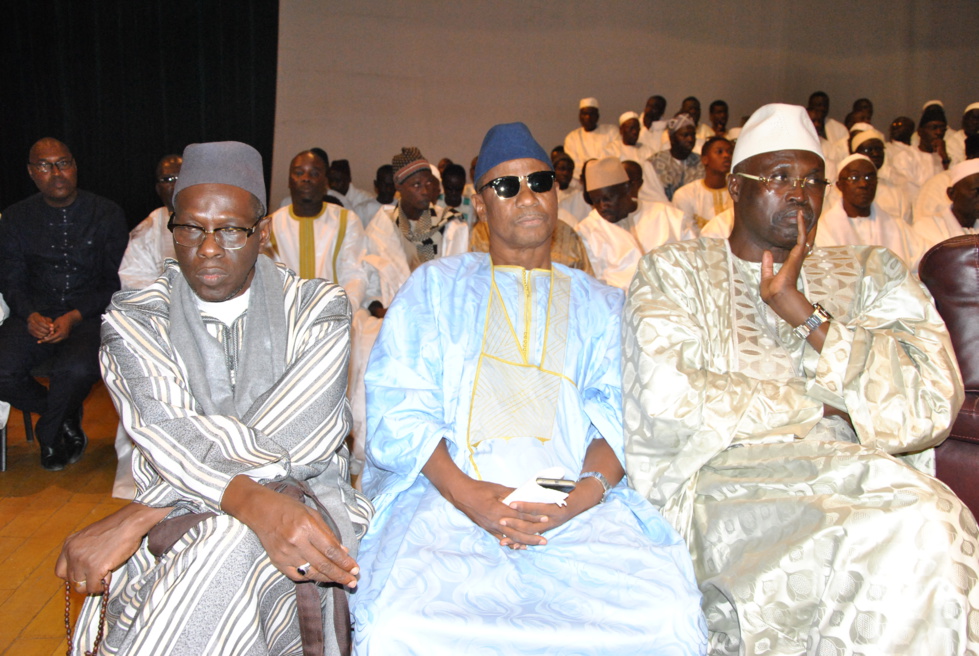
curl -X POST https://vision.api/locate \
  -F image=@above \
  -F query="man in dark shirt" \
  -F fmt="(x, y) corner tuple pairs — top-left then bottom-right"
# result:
(0, 138), (128, 470)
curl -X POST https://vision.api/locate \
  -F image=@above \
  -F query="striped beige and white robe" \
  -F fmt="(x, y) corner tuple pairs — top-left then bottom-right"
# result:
(72, 258), (373, 656)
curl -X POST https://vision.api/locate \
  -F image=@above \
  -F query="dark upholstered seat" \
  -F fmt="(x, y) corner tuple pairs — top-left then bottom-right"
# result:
(918, 234), (979, 517)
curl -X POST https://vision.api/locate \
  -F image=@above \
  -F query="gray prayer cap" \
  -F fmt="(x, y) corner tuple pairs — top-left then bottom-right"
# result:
(173, 141), (267, 215)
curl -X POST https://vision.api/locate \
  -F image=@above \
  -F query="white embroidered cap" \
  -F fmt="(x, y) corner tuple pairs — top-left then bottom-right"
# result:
(731, 103), (824, 169)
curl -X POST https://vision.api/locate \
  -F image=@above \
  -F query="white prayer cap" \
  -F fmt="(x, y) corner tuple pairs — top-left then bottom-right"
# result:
(965, 102), (979, 114)
(731, 103), (824, 170)
(585, 157), (629, 192)
(619, 111), (640, 126)
(922, 99), (944, 110)
(849, 122), (874, 133)
(851, 129), (886, 151)
(950, 159), (979, 187)
(579, 97), (599, 109)
(837, 154), (875, 176)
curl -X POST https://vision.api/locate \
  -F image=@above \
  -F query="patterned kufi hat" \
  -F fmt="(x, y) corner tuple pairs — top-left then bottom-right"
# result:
(392, 147), (430, 184)
(667, 113), (696, 135)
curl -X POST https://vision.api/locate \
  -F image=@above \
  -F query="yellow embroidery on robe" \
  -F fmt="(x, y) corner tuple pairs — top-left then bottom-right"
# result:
(466, 264), (571, 479)
(288, 203), (320, 279)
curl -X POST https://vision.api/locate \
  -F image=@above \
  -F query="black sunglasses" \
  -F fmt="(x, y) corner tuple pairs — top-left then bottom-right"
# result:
(478, 171), (556, 199)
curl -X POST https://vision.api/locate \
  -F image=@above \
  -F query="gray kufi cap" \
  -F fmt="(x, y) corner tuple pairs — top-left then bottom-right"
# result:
(173, 141), (267, 215)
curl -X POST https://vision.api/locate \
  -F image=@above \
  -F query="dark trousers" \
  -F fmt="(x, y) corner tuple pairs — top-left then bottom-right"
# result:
(0, 317), (102, 448)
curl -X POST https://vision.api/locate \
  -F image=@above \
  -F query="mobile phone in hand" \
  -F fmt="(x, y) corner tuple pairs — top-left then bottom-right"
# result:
(535, 477), (576, 493)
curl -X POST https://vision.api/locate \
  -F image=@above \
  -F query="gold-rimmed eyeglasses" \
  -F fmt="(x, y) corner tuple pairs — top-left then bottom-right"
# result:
(167, 214), (263, 250)
(734, 172), (829, 193)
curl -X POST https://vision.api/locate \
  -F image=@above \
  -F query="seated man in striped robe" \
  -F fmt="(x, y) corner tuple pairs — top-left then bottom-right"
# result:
(56, 141), (372, 656)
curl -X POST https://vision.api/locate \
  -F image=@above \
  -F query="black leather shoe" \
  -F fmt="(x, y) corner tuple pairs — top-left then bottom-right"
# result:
(62, 408), (88, 465)
(40, 443), (68, 471)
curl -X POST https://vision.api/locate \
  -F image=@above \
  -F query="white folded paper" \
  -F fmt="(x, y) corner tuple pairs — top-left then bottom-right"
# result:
(502, 466), (570, 507)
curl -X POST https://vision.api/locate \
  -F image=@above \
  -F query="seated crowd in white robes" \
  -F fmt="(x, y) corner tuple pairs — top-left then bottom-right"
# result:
(575, 157), (697, 291)
(562, 97), (616, 179)
(671, 136), (734, 229)
(914, 160), (979, 251)
(815, 153), (925, 270)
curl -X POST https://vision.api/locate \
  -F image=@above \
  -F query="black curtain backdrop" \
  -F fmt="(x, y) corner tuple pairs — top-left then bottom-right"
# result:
(0, 1), (279, 227)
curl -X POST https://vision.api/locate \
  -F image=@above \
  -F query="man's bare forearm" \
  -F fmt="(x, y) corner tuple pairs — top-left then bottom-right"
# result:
(114, 501), (174, 535)
(421, 439), (473, 507)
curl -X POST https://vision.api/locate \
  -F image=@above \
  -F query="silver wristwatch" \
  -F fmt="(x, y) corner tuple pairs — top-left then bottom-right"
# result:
(578, 471), (610, 503)
(793, 303), (832, 339)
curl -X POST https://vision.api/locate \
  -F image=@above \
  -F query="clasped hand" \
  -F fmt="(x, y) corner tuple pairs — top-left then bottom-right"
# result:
(28, 310), (80, 343)
(452, 478), (592, 551)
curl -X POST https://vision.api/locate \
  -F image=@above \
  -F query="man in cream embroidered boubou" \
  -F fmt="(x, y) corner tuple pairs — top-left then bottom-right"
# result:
(623, 103), (979, 656)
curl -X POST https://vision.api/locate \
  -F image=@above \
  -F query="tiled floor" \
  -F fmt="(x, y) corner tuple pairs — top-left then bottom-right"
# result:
(0, 383), (128, 655)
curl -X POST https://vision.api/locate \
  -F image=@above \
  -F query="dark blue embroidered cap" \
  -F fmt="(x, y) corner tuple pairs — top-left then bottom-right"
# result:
(474, 122), (552, 185)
